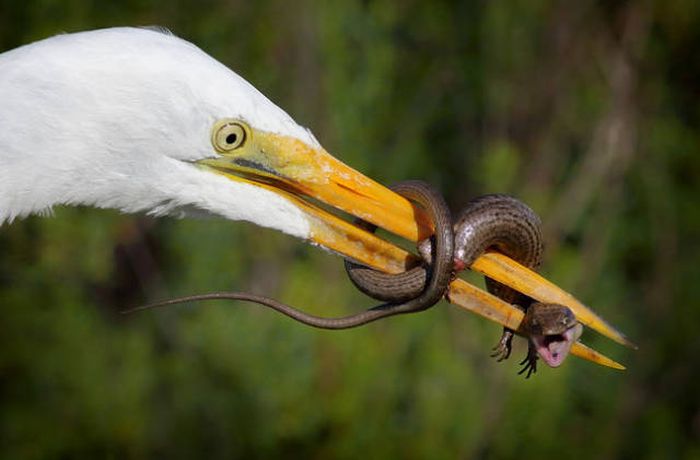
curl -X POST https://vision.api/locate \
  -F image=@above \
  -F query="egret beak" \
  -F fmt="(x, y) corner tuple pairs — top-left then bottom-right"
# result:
(198, 122), (632, 369)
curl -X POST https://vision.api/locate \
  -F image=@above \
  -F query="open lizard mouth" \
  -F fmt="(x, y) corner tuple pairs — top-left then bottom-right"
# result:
(532, 324), (584, 368)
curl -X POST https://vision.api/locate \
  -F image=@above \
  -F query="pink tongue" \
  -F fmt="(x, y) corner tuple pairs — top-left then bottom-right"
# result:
(533, 328), (577, 368)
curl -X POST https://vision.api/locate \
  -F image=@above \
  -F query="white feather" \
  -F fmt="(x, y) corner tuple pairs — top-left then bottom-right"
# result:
(0, 27), (317, 238)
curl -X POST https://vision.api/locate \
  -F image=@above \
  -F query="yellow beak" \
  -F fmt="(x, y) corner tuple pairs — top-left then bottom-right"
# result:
(199, 122), (633, 370)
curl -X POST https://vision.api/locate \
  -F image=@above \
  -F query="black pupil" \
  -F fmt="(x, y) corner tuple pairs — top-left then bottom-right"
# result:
(226, 133), (238, 145)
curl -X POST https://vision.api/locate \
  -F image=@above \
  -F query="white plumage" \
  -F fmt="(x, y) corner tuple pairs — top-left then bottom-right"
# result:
(0, 27), (315, 237)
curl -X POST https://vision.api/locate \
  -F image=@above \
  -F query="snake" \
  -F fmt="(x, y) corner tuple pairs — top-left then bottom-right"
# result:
(127, 182), (581, 374)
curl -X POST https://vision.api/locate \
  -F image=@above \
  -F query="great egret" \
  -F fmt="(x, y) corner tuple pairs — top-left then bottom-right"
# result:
(0, 27), (630, 368)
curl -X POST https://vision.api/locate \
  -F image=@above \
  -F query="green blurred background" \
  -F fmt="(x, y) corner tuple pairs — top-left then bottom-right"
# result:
(1, 0), (698, 458)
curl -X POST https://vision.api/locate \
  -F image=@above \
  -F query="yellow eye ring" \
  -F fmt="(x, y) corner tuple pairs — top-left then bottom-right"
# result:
(212, 120), (248, 152)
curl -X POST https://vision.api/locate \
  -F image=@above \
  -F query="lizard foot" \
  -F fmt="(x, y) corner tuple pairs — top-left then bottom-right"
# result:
(490, 329), (514, 362)
(517, 343), (538, 378)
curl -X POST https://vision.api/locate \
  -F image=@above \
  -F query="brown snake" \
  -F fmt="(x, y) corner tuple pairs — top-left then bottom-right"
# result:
(127, 182), (578, 375)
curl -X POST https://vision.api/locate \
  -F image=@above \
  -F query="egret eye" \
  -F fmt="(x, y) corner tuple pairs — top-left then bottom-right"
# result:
(213, 120), (247, 152)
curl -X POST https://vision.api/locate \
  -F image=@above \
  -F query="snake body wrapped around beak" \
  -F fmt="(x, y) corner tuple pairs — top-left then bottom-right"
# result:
(348, 191), (583, 376)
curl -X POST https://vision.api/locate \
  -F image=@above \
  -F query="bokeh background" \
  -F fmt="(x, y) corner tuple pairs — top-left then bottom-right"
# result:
(1, 0), (698, 458)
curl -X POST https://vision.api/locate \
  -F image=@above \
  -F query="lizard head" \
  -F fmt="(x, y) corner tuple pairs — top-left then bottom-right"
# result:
(524, 302), (584, 368)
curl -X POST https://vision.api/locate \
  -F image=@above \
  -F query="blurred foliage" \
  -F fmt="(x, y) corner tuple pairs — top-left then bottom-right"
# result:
(1, 0), (699, 458)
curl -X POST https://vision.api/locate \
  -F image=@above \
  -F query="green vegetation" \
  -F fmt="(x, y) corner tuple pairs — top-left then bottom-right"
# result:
(1, 0), (698, 458)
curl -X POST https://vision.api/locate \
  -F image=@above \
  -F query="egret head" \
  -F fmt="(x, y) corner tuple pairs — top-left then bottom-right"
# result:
(0, 27), (423, 267)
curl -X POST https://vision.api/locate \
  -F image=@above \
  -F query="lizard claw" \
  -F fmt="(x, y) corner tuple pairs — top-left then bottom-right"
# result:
(517, 344), (538, 378)
(490, 329), (514, 362)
